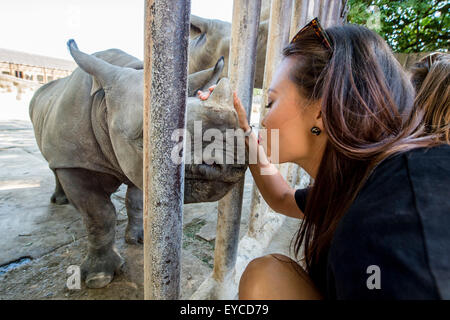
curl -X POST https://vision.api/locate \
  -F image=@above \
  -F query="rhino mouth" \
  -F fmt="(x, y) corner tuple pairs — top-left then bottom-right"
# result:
(185, 163), (246, 184)
(184, 163), (247, 203)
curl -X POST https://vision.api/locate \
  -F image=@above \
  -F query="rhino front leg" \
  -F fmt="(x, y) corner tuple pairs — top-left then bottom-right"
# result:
(56, 168), (123, 288)
(50, 171), (69, 205)
(125, 184), (143, 244)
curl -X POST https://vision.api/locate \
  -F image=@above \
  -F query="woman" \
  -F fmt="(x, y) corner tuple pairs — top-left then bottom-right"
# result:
(198, 19), (450, 299)
(410, 53), (449, 143)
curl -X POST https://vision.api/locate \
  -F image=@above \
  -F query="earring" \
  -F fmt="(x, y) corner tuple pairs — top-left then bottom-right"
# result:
(311, 127), (321, 136)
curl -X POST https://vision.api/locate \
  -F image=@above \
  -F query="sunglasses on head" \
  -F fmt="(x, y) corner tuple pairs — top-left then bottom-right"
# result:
(290, 17), (332, 51)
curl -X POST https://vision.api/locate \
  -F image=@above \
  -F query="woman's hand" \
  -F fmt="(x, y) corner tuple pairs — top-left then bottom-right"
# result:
(197, 85), (216, 101)
(197, 86), (250, 132)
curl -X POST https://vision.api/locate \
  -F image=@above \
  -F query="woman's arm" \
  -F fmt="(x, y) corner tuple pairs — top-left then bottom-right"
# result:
(233, 92), (304, 219)
(245, 129), (304, 219)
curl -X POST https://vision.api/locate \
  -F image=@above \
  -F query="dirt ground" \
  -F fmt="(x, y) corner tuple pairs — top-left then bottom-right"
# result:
(0, 116), (261, 300)
(0, 88), (300, 300)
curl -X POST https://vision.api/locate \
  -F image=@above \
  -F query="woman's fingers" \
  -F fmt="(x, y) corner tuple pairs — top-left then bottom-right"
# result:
(233, 91), (250, 131)
(198, 89), (250, 131)
(197, 90), (210, 101)
(197, 85), (217, 101)
(233, 92), (244, 112)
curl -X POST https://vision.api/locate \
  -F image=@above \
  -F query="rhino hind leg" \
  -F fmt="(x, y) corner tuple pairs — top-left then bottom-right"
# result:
(125, 184), (143, 244)
(56, 168), (123, 288)
(50, 171), (69, 205)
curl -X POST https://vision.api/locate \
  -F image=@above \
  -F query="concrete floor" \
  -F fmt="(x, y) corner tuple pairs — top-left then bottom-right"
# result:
(0, 92), (299, 300)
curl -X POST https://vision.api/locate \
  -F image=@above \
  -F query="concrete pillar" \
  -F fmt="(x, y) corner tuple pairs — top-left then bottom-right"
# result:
(313, 0), (321, 18)
(319, 0), (328, 23)
(248, 0), (293, 239)
(286, 0), (347, 200)
(249, 0), (315, 220)
(143, 0), (190, 300)
(191, 0), (348, 301)
(210, 0), (262, 299)
(317, 0), (344, 27)
(290, 0), (310, 39)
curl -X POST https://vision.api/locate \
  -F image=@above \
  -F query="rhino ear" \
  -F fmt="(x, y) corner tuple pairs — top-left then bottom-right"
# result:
(208, 77), (233, 107)
(67, 39), (119, 90)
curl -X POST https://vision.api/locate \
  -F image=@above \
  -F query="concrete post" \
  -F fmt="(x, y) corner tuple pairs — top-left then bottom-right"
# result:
(328, 0), (348, 27)
(290, 0), (310, 39)
(143, 0), (190, 300)
(319, 0), (328, 23)
(191, 0), (347, 301)
(248, 0), (293, 239)
(245, 0), (353, 280)
(211, 0), (262, 298)
(234, 0), (303, 294)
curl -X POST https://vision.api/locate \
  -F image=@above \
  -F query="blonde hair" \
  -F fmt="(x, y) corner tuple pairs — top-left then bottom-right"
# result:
(411, 53), (450, 144)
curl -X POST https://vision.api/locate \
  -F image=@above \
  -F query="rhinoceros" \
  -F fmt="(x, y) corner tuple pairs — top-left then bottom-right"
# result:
(189, 0), (271, 88)
(189, 13), (269, 89)
(29, 40), (247, 288)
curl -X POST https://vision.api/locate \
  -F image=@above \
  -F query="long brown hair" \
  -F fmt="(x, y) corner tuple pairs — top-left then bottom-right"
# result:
(410, 53), (450, 144)
(283, 24), (442, 283)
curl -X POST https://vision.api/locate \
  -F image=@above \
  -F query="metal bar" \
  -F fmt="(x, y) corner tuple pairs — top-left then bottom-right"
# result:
(143, 0), (190, 300)
(212, 0), (262, 291)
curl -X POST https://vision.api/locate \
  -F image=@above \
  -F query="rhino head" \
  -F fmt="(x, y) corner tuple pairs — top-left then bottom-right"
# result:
(189, 14), (268, 88)
(189, 15), (232, 77)
(67, 40), (247, 203)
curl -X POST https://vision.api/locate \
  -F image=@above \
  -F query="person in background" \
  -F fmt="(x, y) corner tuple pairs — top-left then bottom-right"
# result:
(410, 53), (449, 144)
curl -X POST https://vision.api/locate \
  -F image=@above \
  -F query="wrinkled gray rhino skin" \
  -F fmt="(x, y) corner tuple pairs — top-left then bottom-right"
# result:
(29, 40), (247, 288)
(189, 0), (271, 88)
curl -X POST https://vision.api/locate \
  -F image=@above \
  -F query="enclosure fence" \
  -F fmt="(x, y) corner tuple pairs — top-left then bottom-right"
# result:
(143, 0), (348, 300)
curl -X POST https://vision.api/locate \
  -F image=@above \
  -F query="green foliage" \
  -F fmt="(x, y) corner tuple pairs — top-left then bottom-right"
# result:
(347, 0), (449, 53)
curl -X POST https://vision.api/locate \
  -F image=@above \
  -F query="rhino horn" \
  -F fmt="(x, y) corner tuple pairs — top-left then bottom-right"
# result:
(207, 77), (233, 107)
(67, 39), (119, 89)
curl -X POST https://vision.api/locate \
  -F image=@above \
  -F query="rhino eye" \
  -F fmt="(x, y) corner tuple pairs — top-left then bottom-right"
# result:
(190, 24), (202, 35)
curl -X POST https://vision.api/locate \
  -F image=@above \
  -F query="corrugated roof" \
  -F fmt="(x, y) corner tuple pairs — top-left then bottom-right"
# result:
(0, 48), (76, 71)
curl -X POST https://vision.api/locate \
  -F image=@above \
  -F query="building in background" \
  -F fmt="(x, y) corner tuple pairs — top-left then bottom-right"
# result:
(0, 48), (76, 84)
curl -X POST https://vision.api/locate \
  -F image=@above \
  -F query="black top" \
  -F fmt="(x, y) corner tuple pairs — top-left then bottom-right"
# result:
(294, 144), (450, 299)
